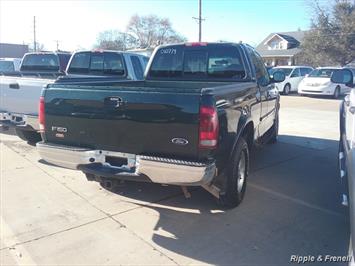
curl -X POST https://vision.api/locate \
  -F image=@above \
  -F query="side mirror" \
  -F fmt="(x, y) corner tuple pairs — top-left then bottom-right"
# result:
(331, 69), (354, 88)
(270, 70), (285, 83)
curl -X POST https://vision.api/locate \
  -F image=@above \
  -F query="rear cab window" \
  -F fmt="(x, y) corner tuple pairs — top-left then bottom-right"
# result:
(147, 44), (247, 81)
(0, 61), (15, 72)
(20, 54), (59, 71)
(67, 52), (126, 76)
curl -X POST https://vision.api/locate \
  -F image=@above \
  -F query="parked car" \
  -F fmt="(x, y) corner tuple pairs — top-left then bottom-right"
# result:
(269, 66), (313, 95)
(37, 42), (285, 208)
(298, 67), (349, 99)
(332, 68), (355, 265)
(0, 58), (21, 72)
(0, 50), (148, 143)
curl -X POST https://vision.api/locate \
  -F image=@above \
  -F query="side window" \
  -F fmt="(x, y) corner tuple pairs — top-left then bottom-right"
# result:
(143, 57), (149, 66)
(131, 56), (144, 80)
(291, 68), (301, 77)
(300, 68), (309, 76)
(247, 48), (270, 86)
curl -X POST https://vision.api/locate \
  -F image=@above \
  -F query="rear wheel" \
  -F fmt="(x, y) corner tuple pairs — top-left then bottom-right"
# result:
(283, 84), (291, 95)
(333, 86), (340, 99)
(15, 128), (41, 144)
(218, 137), (249, 208)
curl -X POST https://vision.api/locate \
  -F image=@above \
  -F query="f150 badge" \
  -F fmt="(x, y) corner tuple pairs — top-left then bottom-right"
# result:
(171, 138), (189, 146)
(52, 126), (67, 138)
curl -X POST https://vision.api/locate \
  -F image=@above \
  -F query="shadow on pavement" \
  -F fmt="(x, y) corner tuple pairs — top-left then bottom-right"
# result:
(0, 125), (17, 136)
(97, 134), (350, 265)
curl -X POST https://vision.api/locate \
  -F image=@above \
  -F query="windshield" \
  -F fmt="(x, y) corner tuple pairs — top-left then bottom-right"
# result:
(21, 54), (59, 71)
(149, 44), (246, 81)
(271, 68), (293, 76)
(0, 61), (14, 72)
(308, 68), (338, 78)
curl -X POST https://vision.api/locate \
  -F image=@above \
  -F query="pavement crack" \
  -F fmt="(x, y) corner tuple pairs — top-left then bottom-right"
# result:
(109, 215), (180, 266)
(2, 142), (183, 264)
(0, 216), (109, 251)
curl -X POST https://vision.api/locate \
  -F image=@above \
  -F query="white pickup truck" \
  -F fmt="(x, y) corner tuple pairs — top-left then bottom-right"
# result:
(0, 50), (149, 143)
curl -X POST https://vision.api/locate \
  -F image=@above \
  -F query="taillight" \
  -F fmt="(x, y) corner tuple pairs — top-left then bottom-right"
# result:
(39, 96), (45, 132)
(185, 42), (208, 47)
(199, 105), (219, 149)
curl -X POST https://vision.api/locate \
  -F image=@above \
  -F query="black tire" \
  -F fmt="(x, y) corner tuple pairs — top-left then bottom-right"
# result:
(333, 86), (340, 99)
(218, 137), (249, 208)
(15, 128), (41, 144)
(268, 112), (279, 144)
(283, 84), (291, 95)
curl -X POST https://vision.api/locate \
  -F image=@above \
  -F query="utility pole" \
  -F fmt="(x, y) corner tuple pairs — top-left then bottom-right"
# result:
(198, 0), (202, 42)
(54, 40), (60, 51)
(193, 0), (204, 42)
(33, 16), (37, 52)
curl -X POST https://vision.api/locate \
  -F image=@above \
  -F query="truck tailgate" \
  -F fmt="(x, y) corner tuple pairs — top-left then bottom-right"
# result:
(0, 76), (54, 114)
(43, 84), (202, 160)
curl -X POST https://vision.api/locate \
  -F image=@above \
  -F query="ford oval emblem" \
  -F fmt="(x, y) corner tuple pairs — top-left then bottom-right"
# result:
(171, 138), (189, 146)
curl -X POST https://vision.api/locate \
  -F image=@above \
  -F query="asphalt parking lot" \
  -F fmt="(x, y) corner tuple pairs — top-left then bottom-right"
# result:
(0, 95), (350, 266)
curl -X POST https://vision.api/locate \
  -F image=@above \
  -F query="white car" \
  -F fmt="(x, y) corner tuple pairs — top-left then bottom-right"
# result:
(298, 67), (350, 99)
(270, 66), (313, 95)
(0, 58), (21, 72)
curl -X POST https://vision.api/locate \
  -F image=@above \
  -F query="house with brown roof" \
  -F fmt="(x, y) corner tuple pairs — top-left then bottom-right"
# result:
(256, 31), (306, 66)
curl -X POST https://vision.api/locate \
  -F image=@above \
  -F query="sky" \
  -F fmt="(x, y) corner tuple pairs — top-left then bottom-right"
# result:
(0, 0), (328, 51)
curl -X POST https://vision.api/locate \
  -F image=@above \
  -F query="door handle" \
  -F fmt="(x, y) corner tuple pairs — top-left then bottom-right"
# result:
(104, 97), (125, 109)
(9, 83), (19, 89)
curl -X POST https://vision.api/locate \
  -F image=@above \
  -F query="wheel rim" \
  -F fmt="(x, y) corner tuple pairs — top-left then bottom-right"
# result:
(237, 151), (246, 193)
(285, 85), (290, 94)
(335, 88), (339, 98)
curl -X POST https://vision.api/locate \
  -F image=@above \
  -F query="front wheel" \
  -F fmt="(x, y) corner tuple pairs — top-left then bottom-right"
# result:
(333, 86), (340, 99)
(218, 137), (249, 208)
(15, 128), (41, 144)
(283, 84), (291, 95)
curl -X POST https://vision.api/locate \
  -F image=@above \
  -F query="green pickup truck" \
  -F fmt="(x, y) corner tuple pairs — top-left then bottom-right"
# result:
(37, 42), (285, 208)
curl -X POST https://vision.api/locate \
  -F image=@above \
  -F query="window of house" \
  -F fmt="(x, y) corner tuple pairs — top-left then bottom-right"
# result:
(269, 40), (282, 50)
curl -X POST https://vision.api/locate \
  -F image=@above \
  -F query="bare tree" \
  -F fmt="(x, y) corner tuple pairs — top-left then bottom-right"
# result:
(95, 30), (137, 51)
(299, 0), (355, 66)
(127, 14), (186, 48)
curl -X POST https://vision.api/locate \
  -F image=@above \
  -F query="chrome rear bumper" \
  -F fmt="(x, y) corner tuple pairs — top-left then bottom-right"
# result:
(0, 112), (39, 131)
(36, 142), (216, 186)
